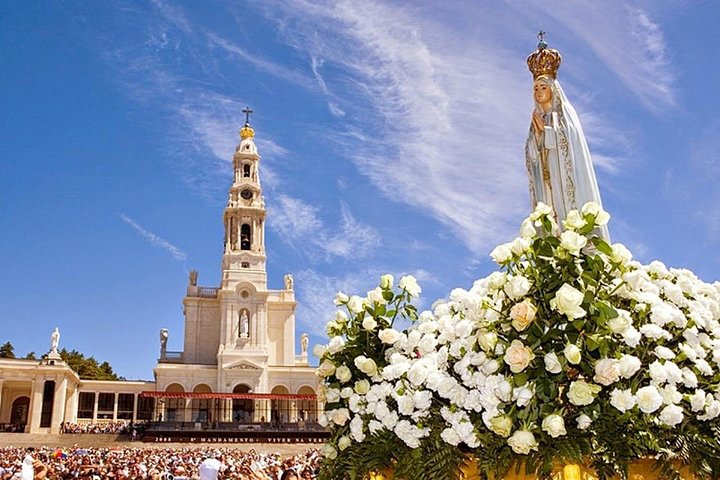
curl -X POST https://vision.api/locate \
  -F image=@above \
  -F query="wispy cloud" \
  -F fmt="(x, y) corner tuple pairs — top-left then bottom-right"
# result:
(538, 2), (675, 111)
(120, 214), (188, 262)
(269, 196), (380, 260)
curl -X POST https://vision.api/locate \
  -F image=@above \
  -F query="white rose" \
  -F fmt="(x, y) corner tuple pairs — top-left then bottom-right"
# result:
(513, 386), (534, 407)
(610, 243), (632, 264)
(366, 287), (387, 305)
(477, 329), (498, 353)
(689, 390), (707, 412)
(563, 210), (586, 230)
(354, 356), (378, 376)
(622, 326), (642, 348)
(505, 275), (532, 300)
(321, 444), (338, 459)
(335, 365), (352, 383)
(354, 380), (370, 395)
(327, 336), (346, 354)
(563, 344), (582, 365)
(334, 291), (349, 305)
(380, 274), (394, 289)
(503, 340), (536, 373)
(510, 237), (532, 256)
(330, 408), (350, 426)
(325, 388), (341, 404)
(608, 310), (631, 334)
(335, 309), (348, 323)
(659, 404), (684, 426)
(507, 429), (539, 455)
(576, 414), (592, 430)
(581, 202), (610, 226)
(610, 388), (636, 413)
(347, 295), (365, 313)
(313, 344), (327, 358)
(567, 380), (601, 406)
(636, 385), (663, 413)
(618, 354), (641, 379)
(398, 275), (422, 297)
(362, 317), (378, 331)
(593, 358), (621, 386)
(551, 284), (586, 319)
(541, 414), (567, 438)
(338, 435), (352, 451)
(520, 218), (537, 238)
(378, 328), (402, 345)
(510, 299), (537, 331)
(530, 202), (553, 220)
(544, 352), (562, 374)
(490, 243), (513, 264)
(317, 360), (336, 378)
(488, 415), (513, 437)
(560, 230), (588, 256)
(487, 272), (507, 290)
(654, 346), (676, 360)
(340, 387), (353, 398)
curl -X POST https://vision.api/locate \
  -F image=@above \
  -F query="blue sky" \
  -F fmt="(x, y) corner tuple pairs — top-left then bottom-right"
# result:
(1, 1), (719, 381)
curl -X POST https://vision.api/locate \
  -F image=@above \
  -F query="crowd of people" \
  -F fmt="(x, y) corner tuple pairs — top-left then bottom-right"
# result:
(0, 446), (320, 479)
(60, 421), (137, 435)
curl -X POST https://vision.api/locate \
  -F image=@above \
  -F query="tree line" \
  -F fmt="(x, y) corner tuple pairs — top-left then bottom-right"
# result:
(0, 341), (121, 380)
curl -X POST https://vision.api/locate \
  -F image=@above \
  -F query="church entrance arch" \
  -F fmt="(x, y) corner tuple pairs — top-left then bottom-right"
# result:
(232, 384), (254, 423)
(270, 385), (290, 425)
(191, 384), (212, 423)
(297, 386), (317, 423)
(164, 383), (184, 422)
(10, 396), (30, 426)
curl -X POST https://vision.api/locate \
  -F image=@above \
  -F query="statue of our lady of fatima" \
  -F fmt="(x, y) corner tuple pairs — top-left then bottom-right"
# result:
(525, 32), (610, 241)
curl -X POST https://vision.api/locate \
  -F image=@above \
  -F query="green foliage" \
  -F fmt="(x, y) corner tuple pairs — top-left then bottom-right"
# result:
(0, 341), (15, 358)
(59, 348), (120, 380)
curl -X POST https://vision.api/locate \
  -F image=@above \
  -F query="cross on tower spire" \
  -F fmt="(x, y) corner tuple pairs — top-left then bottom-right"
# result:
(242, 106), (253, 125)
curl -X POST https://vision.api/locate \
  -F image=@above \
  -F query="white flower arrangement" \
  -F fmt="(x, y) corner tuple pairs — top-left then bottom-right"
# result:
(316, 203), (720, 480)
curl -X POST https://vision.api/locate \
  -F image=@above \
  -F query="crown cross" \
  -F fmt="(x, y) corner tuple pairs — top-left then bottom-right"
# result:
(527, 31), (561, 79)
(242, 106), (253, 124)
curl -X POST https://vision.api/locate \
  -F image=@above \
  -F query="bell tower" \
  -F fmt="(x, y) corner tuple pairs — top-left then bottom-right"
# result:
(221, 107), (267, 291)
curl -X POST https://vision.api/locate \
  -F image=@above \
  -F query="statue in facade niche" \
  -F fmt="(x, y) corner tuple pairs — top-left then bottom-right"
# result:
(50, 327), (60, 355)
(525, 32), (609, 241)
(240, 311), (249, 338)
(284, 273), (294, 291)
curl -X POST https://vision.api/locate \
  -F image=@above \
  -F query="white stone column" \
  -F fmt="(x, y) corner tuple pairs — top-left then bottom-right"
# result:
(112, 393), (119, 421)
(132, 394), (139, 422)
(0, 380), (4, 423)
(27, 379), (44, 433)
(92, 392), (99, 422)
(51, 378), (68, 433)
(66, 388), (78, 423)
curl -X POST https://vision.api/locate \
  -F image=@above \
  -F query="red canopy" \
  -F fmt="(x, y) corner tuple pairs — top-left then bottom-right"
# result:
(140, 391), (317, 401)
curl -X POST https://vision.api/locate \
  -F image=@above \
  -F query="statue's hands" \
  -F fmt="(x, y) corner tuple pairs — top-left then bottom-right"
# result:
(531, 110), (544, 135)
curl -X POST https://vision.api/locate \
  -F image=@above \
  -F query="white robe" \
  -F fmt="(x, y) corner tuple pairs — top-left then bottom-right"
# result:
(525, 78), (610, 241)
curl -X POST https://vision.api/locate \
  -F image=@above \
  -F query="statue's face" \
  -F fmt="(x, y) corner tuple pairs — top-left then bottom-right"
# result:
(533, 80), (552, 105)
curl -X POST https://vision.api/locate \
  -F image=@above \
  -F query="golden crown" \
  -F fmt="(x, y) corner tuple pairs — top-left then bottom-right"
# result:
(239, 122), (255, 140)
(527, 32), (562, 79)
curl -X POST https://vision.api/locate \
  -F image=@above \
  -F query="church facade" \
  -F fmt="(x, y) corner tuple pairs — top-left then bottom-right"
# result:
(0, 119), (319, 434)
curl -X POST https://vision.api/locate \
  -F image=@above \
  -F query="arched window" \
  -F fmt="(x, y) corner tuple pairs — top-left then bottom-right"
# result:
(240, 224), (251, 250)
(243, 164), (251, 177)
(232, 384), (254, 423)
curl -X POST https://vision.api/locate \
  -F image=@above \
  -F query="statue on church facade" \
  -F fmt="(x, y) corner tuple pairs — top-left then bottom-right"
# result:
(525, 32), (609, 241)
(239, 310), (249, 338)
(189, 270), (198, 287)
(284, 273), (294, 291)
(300, 333), (309, 357)
(159, 328), (168, 358)
(50, 327), (60, 355)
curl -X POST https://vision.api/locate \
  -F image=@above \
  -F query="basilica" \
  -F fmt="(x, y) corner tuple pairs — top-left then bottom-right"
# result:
(0, 117), (319, 435)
